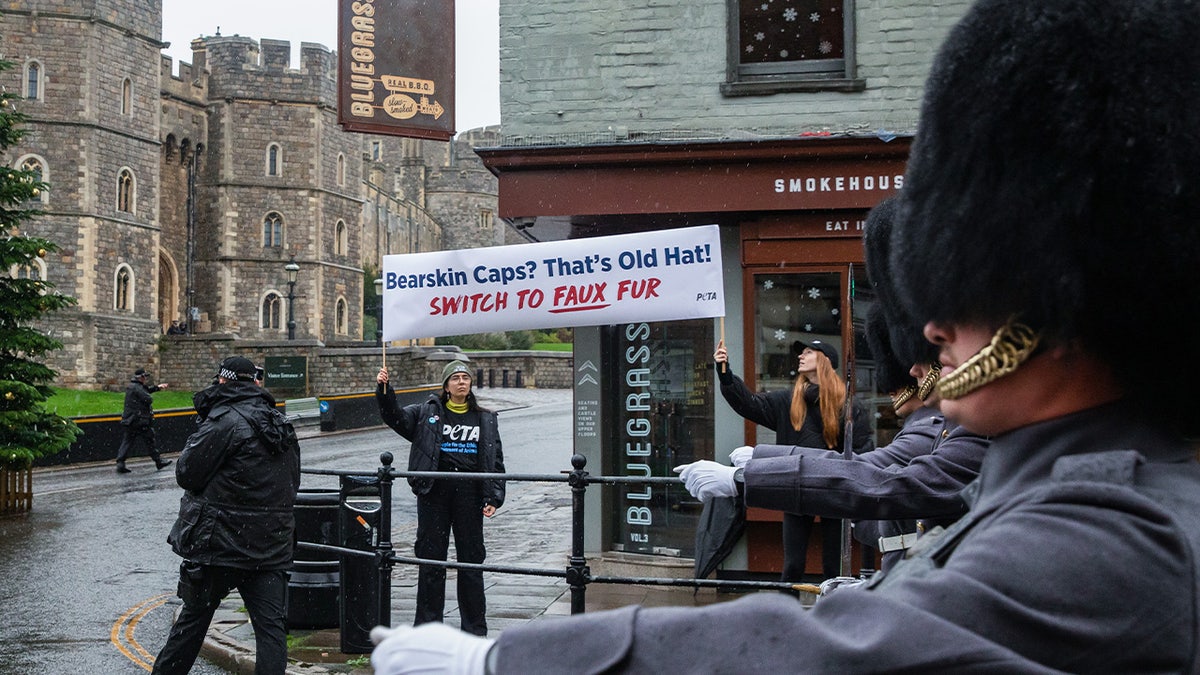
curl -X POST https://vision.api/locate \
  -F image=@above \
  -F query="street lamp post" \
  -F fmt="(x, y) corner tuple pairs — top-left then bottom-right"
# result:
(285, 256), (299, 340)
(373, 278), (384, 347)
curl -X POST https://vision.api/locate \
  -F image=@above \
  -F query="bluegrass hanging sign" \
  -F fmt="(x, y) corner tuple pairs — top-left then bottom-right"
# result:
(381, 225), (725, 340)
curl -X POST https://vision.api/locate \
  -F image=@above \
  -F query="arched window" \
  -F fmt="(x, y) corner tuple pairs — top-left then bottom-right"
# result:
(121, 78), (132, 116)
(10, 257), (46, 282)
(266, 143), (282, 176)
(336, 297), (348, 335)
(24, 60), (42, 100)
(262, 292), (282, 330)
(115, 264), (133, 311)
(17, 155), (47, 205)
(335, 220), (347, 256)
(117, 168), (135, 213)
(337, 153), (346, 186)
(263, 212), (284, 248)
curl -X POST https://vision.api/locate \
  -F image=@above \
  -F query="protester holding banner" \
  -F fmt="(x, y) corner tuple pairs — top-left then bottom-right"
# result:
(711, 339), (873, 580)
(369, 0), (1200, 671)
(376, 361), (505, 636)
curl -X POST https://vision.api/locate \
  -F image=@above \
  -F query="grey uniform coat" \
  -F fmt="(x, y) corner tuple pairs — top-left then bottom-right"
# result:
(491, 403), (1200, 673)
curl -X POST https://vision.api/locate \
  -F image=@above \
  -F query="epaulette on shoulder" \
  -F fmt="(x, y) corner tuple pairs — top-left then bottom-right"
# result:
(1051, 449), (1142, 486)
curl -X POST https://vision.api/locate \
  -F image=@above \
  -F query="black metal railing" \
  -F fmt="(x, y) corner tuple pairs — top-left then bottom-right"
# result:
(298, 451), (804, 622)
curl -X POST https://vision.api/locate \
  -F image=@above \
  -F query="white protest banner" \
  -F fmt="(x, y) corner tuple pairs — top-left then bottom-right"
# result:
(381, 225), (725, 340)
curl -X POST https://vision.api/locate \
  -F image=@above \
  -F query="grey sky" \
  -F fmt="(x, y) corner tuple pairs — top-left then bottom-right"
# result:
(161, 0), (501, 133)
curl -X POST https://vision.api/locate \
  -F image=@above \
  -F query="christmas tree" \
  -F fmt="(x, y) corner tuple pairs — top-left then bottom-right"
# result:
(0, 59), (80, 469)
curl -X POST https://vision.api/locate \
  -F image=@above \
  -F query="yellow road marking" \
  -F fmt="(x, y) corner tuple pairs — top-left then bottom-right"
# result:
(111, 593), (172, 671)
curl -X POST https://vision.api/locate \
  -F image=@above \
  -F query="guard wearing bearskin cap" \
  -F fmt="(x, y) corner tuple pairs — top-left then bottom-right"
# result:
(369, 1), (1200, 671)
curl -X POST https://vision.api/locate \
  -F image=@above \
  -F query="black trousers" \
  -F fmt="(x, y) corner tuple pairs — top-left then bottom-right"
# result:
(414, 478), (488, 635)
(116, 424), (164, 466)
(152, 565), (289, 675)
(781, 513), (875, 581)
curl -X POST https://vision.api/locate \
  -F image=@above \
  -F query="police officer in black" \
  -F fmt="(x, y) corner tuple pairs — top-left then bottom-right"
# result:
(152, 356), (300, 675)
(115, 368), (170, 473)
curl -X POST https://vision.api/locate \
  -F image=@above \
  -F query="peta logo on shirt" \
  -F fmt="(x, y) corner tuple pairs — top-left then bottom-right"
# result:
(443, 424), (480, 442)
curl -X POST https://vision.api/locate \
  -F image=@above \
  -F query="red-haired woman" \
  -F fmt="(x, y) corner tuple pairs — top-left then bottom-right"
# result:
(715, 339), (872, 581)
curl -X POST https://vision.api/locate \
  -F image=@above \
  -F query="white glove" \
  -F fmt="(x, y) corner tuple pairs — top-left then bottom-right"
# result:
(370, 624), (493, 675)
(729, 445), (754, 468)
(673, 460), (739, 501)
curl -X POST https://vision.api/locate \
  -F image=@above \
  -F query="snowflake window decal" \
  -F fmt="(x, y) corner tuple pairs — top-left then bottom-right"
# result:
(784, 304), (792, 312)
(804, 323), (813, 331)
(755, 32), (765, 41)
(746, 45), (755, 53)
(774, 329), (787, 342)
(831, 308), (839, 316)
(780, 50), (789, 58)
(761, 3), (769, 9)
(807, 287), (821, 299)
(783, 7), (798, 21)
(762, 279), (775, 290)
(809, 12), (821, 21)
(819, 40), (833, 54)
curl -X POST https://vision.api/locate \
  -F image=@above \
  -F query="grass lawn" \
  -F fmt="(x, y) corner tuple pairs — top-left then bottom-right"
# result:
(531, 343), (572, 352)
(43, 388), (196, 418)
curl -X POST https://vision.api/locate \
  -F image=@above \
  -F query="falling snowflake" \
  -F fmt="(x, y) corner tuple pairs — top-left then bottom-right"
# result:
(819, 40), (833, 54)
(762, 279), (775, 290)
(774, 329), (787, 341)
(755, 32), (765, 41)
(807, 287), (821, 299)
(809, 12), (821, 21)
(804, 323), (813, 331)
(783, 7), (798, 21)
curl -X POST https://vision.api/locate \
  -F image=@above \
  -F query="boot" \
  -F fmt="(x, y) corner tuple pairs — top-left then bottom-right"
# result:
(155, 459), (173, 470)
(116, 463), (131, 474)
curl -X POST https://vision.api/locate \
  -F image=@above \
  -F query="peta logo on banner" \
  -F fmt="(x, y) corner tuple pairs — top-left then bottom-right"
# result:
(380, 225), (725, 341)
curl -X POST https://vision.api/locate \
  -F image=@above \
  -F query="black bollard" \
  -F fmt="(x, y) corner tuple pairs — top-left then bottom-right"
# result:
(502, 369), (510, 388)
(515, 369), (523, 388)
(475, 368), (484, 387)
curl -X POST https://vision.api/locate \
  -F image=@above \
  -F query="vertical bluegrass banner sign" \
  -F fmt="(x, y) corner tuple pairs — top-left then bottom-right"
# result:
(338, 0), (455, 141)
(381, 225), (726, 341)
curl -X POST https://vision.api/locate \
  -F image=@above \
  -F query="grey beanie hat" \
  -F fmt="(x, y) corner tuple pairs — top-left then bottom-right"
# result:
(441, 360), (472, 387)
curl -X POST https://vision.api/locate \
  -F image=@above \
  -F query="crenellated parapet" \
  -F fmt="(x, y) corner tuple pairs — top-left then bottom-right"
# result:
(199, 35), (337, 107)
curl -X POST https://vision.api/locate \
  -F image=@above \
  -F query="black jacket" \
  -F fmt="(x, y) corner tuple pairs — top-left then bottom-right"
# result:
(121, 377), (161, 427)
(717, 366), (872, 451)
(376, 384), (505, 509)
(167, 381), (301, 570)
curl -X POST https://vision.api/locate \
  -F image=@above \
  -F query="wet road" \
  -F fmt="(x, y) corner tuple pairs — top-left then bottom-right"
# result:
(0, 388), (571, 674)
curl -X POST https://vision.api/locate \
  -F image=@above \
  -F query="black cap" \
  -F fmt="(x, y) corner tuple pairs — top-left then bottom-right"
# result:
(218, 356), (257, 382)
(793, 339), (839, 370)
(133, 368), (147, 378)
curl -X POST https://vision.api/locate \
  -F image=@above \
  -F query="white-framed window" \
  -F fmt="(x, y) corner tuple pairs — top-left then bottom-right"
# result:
(16, 155), (48, 205)
(723, 0), (862, 96)
(335, 297), (348, 335)
(121, 78), (133, 116)
(263, 212), (284, 248)
(478, 209), (494, 231)
(24, 60), (43, 101)
(261, 291), (283, 330)
(114, 264), (134, 311)
(117, 168), (135, 213)
(266, 143), (282, 177)
(334, 220), (347, 256)
(337, 153), (346, 186)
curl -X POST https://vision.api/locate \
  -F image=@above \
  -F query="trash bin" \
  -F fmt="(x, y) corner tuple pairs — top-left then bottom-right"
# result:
(339, 475), (387, 654)
(319, 399), (336, 432)
(288, 489), (340, 629)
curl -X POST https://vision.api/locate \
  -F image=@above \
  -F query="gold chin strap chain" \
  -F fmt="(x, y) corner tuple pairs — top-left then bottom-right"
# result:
(891, 385), (917, 411)
(937, 320), (1041, 400)
(916, 362), (942, 401)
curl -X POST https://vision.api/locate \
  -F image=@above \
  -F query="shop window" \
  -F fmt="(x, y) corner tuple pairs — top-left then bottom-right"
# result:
(605, 319), (715, 558)
(117, 168), (135, 213)
(24, 60), (43, 101)
(263, 212), (284, 248)
(722, 0), (863, 96)
(262, 292), (282, 330)
(115, 264), (133, 311)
